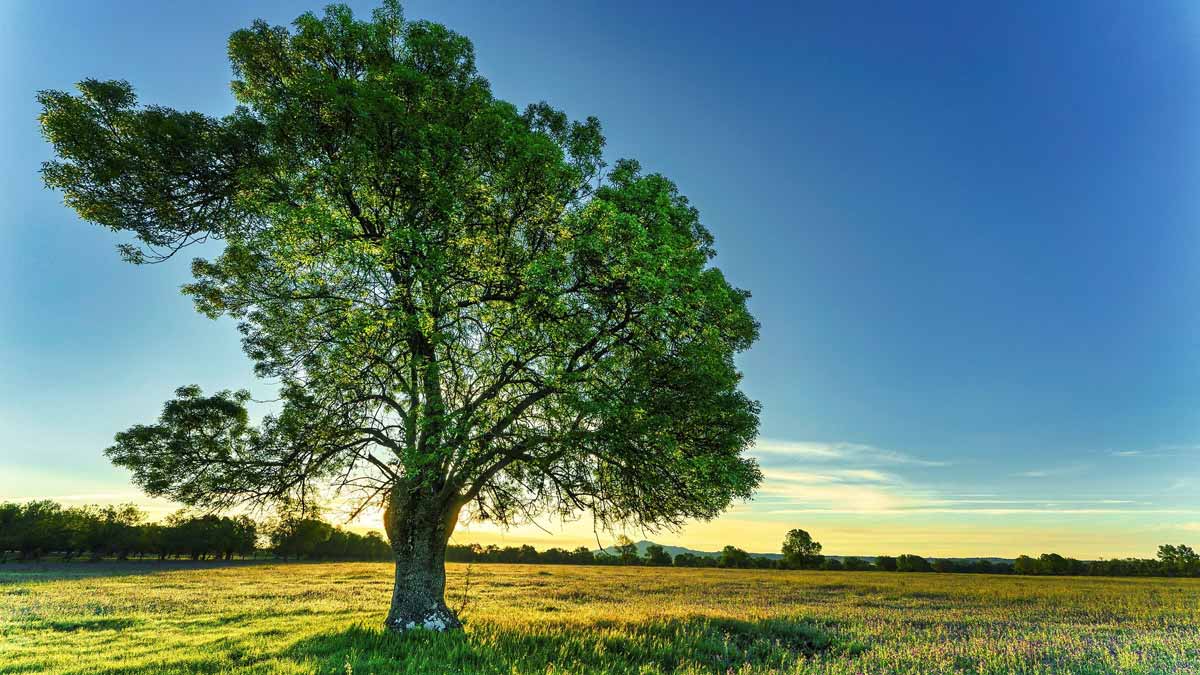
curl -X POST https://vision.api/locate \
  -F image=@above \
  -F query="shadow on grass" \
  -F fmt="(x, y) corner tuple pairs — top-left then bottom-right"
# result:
(0, 559), (289, 584)
(42, 616), (143, 632)
(288, 615), (866, 675)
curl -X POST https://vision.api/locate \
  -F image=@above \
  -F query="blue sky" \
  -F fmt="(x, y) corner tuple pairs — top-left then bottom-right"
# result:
(3, 1), (1200, 557)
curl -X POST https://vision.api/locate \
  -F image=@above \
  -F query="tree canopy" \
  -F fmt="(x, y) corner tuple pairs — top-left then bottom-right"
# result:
(781, 528), (823, 569)
(38, 1), (761, 630)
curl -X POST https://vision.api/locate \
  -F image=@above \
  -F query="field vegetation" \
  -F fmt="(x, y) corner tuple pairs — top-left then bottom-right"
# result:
(2, 561), (1198, 674)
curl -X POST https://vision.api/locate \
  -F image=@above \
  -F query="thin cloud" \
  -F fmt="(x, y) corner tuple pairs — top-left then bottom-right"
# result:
(1106, 444), (1200, 459)
(757, 483), (930, 514)
(752, 440), (949, 466)
(751, 441), (845, 459)
(761, 468), (899, 485)
(1166, 478), (1195, 492)
(936, 498), (1140, 505)
(756, 460), (1167, 517)
(764, 507), (1200, 516)
(757, 464), (941, 513)
(1013, 462), (1090, 479)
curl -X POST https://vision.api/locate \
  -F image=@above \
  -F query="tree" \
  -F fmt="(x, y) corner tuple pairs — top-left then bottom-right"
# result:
(0, 503), (19, 562)
(9, 501), (69, 560)
(842, 556), (870, 571)
(230, 515), (259, 560)
(79, 504), (146, 560)
(719, 545), (751, 568)
(37, 2), (760, 632)
(644, 544), (673, 566)
(141, 523), (170, 560)
(874, 555), (897, 572)
(516, 544), (540, 564)
(1158, 544), (1200, 576)
(614, 535), (641, 565)
(895, 554), (932, 572)
(569, 546), (595, 565)
(781, 528), (822, 569)
(269, 515), (333, 561)
(1013, 555), (1038, 575)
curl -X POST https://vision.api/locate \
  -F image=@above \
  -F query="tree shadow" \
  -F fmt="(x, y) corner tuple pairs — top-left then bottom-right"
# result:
(286, 615), (865, 675)
(0, 559), (283, 584)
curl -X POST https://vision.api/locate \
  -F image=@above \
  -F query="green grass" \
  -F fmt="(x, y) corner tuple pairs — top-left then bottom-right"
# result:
(1, 562), (1198, 674)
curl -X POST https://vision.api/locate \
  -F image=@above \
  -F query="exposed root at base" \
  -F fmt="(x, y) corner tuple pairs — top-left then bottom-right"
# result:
(385, 608), (462, 633)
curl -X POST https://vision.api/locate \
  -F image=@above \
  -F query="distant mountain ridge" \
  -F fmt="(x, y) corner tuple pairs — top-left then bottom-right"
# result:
(593, 539), (1014, 564)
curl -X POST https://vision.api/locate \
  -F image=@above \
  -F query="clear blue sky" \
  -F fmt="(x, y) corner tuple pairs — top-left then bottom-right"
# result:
(3, 1), (1199, 557)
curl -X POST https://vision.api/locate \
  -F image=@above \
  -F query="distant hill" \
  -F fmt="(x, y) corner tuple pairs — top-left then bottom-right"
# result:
(593, 540), (1014, 564)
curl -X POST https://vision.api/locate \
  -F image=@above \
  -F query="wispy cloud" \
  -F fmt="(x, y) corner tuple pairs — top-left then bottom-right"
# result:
(764, 507), (1200, 516)
(752, 440), (949, 466)
(747, 440), (957, 515)
(746, 439), (1192, 523)
(1166, 478), (1196, 492)
(1106, 444), (1200, 459)
(936, 498), (1141, 505)
(1013, 462), (1090, 479)
(761, 468), (899, 485)
(755, 463), (940, 513)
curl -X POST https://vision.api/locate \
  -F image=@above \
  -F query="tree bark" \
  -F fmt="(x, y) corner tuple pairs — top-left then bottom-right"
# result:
(383, 484), (463, 632)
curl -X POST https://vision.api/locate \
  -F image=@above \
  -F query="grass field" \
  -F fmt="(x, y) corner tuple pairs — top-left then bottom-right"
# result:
(1, 562), (1198, 674)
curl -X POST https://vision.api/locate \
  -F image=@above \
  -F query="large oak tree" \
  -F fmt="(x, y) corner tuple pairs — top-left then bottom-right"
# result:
(38, 2), (761, 631)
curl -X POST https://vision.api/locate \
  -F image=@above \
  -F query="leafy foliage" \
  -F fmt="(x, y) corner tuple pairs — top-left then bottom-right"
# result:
(0, 501), (256, 561)
(644, 544), (673, 566)
(38, 1), (761, 542)
(0, 500), (388, 562)
(781, 528), (823, 569)
(719, 545), (752, 569)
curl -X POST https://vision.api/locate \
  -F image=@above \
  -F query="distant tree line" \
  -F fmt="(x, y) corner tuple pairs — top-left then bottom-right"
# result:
(441, 537), (998, 572)
(1009, 547), (1200, 577)
(267, 514), (390, 562)
(5, 505), (1197, 578)
(451, 530), (1200, 579)
(0, 501), (389, 562)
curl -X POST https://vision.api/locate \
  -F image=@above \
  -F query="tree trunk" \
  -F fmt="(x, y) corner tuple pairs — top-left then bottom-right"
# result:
(383, 484), (463, 632)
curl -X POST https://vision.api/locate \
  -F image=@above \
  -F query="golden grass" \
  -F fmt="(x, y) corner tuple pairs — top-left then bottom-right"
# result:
(2, 561), (1198, 674)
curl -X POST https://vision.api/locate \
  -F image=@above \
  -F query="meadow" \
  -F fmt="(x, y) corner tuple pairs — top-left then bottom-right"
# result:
(1, 561), (1198, 675)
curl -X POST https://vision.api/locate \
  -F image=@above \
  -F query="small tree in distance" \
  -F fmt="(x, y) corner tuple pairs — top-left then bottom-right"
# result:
(720, 545), (751, 568)
(896, 554), (933, 573)
(842, 556), (871, 571)
(644, 544), (673, 566)
(614, 535), (641, 565)
(1157, 544), (1200, 576)
(781, 528), (823, 569)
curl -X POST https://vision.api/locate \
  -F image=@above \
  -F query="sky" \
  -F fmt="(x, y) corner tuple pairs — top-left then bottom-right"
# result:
(3, 1), (1200, 558)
